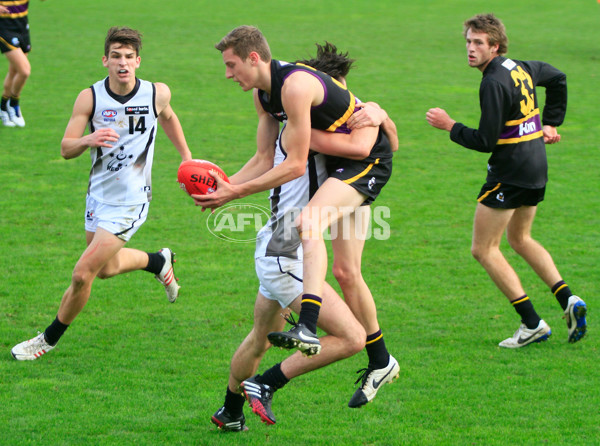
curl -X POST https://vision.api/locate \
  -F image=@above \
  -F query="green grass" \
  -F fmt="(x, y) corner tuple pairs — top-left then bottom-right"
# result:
(1, 0), (599, 444)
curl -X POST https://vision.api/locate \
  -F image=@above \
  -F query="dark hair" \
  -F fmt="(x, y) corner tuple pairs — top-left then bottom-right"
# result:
(295, 42), (355, 81)
(104, 27), (143, 57)
(215, 25), (271, 61)
(463, 13), (508, 55)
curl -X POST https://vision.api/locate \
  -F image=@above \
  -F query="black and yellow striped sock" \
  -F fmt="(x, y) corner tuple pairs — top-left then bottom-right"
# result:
(551, 280), (572, 311)
(297, 293), (322, 333)
(1, 96), (8, 111)
(365, 329), (390, 369)
(511, 294), (541, 329)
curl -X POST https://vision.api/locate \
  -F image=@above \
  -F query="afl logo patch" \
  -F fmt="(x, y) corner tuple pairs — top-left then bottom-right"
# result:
(102, 110), (117, 118)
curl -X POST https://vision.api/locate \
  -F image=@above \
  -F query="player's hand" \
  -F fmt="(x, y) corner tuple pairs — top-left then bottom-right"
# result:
(543, 125), (561, 144)
(0, 5), (10, 13)
(191, 171), (238, 210)
(87, 128), (120, 148)
(426, 108), (456, 132)
(347, 102), (387, 129)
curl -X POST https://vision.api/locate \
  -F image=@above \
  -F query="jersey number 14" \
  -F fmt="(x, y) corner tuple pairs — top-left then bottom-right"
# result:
(129, 116), (147, 134)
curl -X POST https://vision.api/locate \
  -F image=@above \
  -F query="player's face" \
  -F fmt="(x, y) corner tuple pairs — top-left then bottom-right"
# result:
(465, 29), (498, 72)
(103, 44), (141, 86)
(222, 48), (255, 91)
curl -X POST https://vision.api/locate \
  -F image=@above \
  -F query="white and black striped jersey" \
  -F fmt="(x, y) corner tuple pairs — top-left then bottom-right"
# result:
(255, 126), (328, 259)
(87, 77), (158, 205)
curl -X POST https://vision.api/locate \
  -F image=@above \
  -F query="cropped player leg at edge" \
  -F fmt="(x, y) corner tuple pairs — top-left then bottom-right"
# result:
(267, 178), (366, 355)
(1, 49), (31, 127)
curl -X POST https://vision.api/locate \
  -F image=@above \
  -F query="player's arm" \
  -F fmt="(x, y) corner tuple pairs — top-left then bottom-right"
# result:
(194, 77), (313, 209)
(530, 62), (567, 144)
(309, 125), (378, 160)
(155, 82), (193, 162)
(348, 101), (399, 153)
(427, 81), (506, 153)
(60, 88), (119, 159)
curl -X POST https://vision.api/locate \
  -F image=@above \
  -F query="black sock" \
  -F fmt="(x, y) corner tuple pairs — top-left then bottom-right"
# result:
(224, 386), (245, 417)
(297, 294), (322, 333)
(256, 363), (289, 391)
(10, 96), (19, 108)
(143, 251), (165, 275)
(44, 316), (69, 346)
(1, 96), (8, 111)
(511, 295), (541, 329)
(552, 280), (572, 311)
(365, 330), (390, 369)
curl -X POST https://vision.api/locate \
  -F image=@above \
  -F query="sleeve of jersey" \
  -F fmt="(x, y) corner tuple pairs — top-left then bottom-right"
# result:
(449, 79), (507, 153)
(528, 61), (567, 127)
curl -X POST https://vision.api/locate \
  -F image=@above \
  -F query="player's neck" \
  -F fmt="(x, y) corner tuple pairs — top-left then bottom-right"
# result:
(256, 61), (272, 92)
(478, 54), (498, 73)
(108, 77), (137, 96)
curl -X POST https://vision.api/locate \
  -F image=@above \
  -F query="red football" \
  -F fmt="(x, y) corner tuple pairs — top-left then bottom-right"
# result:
(177, 159), (229, 196)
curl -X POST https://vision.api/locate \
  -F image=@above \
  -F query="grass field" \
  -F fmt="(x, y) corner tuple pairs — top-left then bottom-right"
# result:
(1, 0), (599, 445)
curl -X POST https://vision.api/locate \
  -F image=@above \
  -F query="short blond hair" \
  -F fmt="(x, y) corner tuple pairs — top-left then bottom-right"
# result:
(215, 25), (271, 61)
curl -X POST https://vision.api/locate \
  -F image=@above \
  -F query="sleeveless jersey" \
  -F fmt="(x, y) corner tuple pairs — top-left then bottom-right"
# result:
(87, 77), (158, 205)
(255, 125), (328, 259)
(258, 59), (356, 133)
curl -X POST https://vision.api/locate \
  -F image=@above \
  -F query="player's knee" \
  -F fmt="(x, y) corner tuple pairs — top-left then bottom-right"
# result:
(332, 261), (360, 288)
(71, 268), (94, 288)
(348, 327), (366, 355)
(506, 233), (529, 254)
(20, 65), (31, 79)
(248, 329), (272, 356)
(470, 244), (486, 262)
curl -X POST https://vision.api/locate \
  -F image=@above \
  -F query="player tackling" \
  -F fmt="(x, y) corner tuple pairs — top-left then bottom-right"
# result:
(11, 26), (192, 360)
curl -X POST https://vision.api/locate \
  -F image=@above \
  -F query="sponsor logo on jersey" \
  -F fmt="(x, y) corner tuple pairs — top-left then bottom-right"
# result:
(102, 110), (117, 118)
(125, 106), (149, 115)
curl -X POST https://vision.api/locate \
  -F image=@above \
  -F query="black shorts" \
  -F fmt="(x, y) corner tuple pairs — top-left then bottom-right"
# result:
(477, 182), (545, 209)
(0, 22), (31, 53)
(326, 129), (393, 205)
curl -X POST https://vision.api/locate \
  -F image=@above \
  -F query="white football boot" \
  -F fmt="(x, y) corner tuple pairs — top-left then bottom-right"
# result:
(11, 332), (55, 360)
(7, 101), (25, 127)
(1, 109), (16, 127)
(348, 355), (400, 408)
(564, 295), (587, 343)
(155, 248), (180, 302)
(499, 319), (551, 348)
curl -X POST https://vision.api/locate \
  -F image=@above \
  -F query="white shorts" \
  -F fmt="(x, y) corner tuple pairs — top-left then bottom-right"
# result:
(85, 195), (148, 242)
(255, 255), (303, 308)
